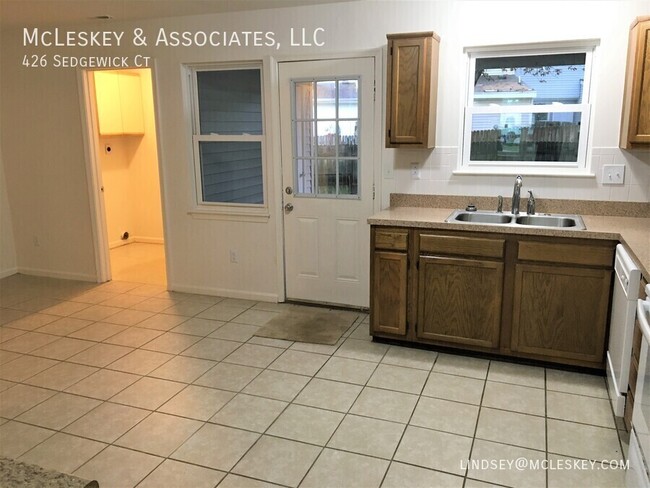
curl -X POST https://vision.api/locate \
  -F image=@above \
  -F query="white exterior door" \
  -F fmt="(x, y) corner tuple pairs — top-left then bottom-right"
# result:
(279, 57), (375, 308)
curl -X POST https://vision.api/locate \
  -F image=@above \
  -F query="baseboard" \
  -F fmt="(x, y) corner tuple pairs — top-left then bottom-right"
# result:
(133, 236), (164, 245)
(16, 267), (98, 282)
(109, 238), (131, 249)
(109, 237), (164, 249)
(0, 267), (18, 279)
(170, 283), (278, 303)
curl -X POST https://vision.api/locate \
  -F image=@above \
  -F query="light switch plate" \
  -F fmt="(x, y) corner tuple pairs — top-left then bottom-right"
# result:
(602, 164), (625, 185)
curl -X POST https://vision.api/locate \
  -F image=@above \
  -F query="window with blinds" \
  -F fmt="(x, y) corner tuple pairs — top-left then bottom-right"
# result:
(191, 66), (265, 206)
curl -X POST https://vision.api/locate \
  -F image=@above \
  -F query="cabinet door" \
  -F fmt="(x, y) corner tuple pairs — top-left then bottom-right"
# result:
(370, 251), (408, 336)
(118, 73), (145, 135)
(94, 71), (123, 135)
(417, 255), (503, 349)
(387, 36), (428, 145)
(629, 21), (650, 144)
(621, 18), (650, 147)
(511, 263), (611, 364)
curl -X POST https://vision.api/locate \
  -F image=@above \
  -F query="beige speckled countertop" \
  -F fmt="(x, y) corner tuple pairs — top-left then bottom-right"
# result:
(368, 206), (650, 280)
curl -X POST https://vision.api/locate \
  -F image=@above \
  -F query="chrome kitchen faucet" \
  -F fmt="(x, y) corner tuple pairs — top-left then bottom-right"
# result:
(511, 175), (523, 215)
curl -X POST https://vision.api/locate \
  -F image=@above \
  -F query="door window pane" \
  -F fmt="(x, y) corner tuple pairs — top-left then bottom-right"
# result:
(295, 122), (316, 158)
(296, 159), (314, 194)
(317, 159), (337, 195)
(292, 78), (360, 198)
(338, 121), (358, 157)
(317, 121), (337, 157)
(339, 80), (358, 119)
(316, 81), (336, 119)
(295, 82), (314, 120)
(338, 160), (358, 195)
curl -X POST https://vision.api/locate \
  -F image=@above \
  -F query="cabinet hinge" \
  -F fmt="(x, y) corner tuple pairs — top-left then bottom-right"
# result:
(388, 129), (391, 138)
(390, 46), (393, 56)
(416, 260), (419, 270)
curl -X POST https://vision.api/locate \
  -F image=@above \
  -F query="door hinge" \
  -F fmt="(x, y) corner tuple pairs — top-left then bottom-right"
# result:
(373, 80), (376, 102)
(372, 183), (376, 200)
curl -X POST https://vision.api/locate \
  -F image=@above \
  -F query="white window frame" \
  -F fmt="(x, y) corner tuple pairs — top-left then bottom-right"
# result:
(186, 62), (270, 220)
(457, 39), (599, 177)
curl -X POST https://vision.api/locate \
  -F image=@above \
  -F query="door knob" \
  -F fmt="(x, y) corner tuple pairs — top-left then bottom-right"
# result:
(284, 203), (294, 212)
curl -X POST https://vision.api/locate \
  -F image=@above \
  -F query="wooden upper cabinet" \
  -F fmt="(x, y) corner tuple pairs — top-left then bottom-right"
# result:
(386, 32), (440, 148)
(94, 71), (145, 136)
(620, 16), (650, 148)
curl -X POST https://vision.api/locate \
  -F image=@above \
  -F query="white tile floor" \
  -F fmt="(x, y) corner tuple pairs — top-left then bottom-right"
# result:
(110, 243), (166, 286)
(0, 274), (629, 488)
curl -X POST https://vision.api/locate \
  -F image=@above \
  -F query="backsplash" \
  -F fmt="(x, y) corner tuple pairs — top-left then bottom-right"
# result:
(390, 147), (650, 203)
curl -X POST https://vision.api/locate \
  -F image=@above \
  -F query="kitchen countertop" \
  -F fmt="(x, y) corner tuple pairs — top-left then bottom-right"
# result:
(368, 206), (650, 280)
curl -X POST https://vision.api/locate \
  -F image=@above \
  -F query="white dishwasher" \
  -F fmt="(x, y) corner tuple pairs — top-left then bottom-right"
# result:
(607, 244), (641, 417)
(627, 284), (650, 488)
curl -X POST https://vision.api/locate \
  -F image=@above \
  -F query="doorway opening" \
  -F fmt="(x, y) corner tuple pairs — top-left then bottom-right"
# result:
(85, 68), (167, 286)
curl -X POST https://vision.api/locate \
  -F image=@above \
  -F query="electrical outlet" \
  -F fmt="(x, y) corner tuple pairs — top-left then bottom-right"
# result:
(229, 250), (239, 263)
(602, 164), (625, 185)
(410, 163), (420, 180)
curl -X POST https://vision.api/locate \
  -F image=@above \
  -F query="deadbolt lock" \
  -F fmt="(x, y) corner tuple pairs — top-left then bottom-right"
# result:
(285, 186), (293, 195)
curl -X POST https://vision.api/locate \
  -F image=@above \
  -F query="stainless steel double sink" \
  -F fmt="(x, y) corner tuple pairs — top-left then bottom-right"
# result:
(445, 209), (586, 230)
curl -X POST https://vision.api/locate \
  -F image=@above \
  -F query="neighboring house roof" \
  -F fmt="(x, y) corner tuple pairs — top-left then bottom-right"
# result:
(474, 74), (536, 100)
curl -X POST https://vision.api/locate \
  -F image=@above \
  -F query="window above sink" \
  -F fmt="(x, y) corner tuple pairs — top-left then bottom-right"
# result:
(457, 39), (598, 177)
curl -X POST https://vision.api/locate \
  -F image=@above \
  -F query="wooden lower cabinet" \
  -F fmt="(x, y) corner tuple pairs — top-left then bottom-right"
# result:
(510, 263), (611, 365)
(417, 255), (503, 349)
(369, 226), (617, 369)
(370, 251), (408, 336)
(370, 227), (410, 337)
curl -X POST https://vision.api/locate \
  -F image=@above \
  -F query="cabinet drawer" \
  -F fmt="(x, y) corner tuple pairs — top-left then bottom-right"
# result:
(375, 229), (408, 251)
(419, 234), (504, 259)
(518, 241), (614, 267)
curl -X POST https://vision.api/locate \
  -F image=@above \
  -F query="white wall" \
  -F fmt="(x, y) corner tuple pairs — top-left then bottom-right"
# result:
(1, 0), (648, 296)
(0, 147), (17, 278)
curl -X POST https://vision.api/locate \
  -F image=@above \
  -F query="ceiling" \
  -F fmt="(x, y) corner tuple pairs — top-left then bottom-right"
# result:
(0, 0), (357, 28)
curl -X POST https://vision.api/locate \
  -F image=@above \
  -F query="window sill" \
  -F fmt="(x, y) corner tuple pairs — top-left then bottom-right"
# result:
(188, 206), (270, 223)
(453, 168), (596, 178)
